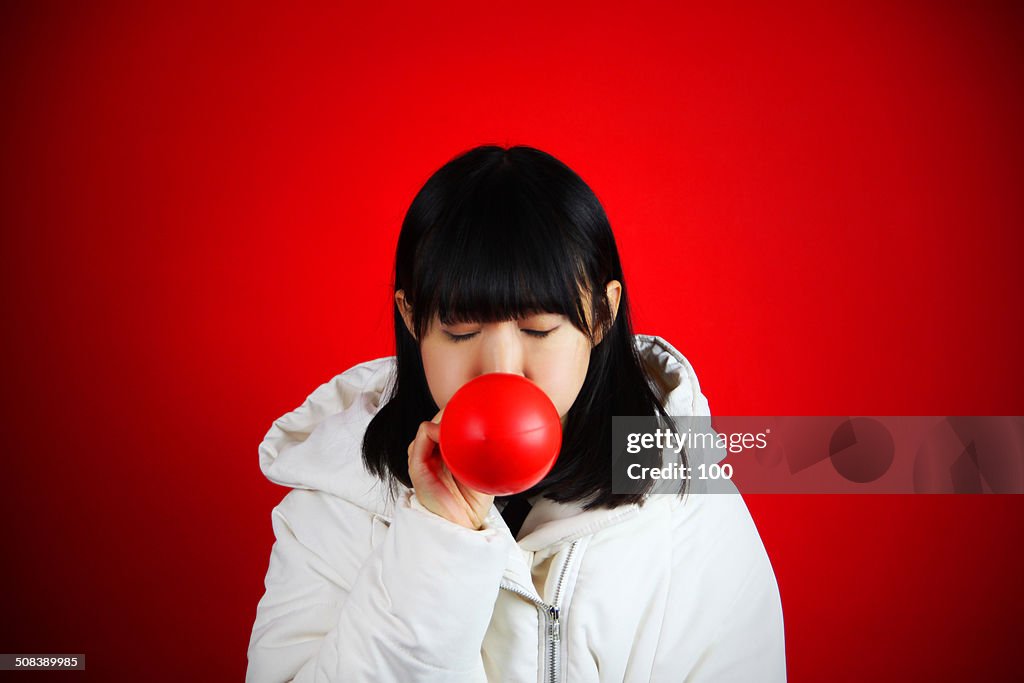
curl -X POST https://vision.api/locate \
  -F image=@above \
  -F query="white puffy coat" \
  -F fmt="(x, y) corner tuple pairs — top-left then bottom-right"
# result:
(246, 334), (786, 682)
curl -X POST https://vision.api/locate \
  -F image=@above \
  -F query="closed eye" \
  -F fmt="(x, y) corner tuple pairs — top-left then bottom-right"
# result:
(444, 327), (559, 343)
(522, 328), (557, 338)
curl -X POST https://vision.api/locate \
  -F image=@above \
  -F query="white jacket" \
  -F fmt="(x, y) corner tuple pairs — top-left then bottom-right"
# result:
(246, 334), (786, 682)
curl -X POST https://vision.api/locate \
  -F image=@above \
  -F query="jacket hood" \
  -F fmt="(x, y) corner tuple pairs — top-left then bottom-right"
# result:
(258, 334), (718, 547)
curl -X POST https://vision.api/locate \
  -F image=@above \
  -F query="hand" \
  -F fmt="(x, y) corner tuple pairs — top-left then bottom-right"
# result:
(407, 407), (496, 530)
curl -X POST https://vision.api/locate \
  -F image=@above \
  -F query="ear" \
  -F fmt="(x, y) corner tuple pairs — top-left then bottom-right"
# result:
(592, 280), (623, 346)
(395, 289), (417, 340)
(605, 280), (622, 325)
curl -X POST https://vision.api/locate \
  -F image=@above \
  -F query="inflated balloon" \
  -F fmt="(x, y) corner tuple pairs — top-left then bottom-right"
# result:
(439, 373), (562, 496)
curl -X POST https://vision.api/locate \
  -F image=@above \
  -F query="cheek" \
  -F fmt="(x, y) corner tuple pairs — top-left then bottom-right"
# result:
(529, 337), (592, 416)
(420, 340), (472, 408)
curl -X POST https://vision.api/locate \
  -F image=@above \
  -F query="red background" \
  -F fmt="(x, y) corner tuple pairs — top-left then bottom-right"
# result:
(2, 1), (1022, 680)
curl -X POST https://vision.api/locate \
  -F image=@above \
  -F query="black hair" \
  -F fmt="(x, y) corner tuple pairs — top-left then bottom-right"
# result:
(362, 144), (684, 510)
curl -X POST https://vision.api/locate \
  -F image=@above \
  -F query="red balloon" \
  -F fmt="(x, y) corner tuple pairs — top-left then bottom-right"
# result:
(439, 373), (562, 496)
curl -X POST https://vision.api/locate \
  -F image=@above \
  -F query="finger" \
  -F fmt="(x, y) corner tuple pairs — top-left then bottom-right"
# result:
(408, 421), (441, 468)
(408, 422), (433, 466)
(422, 419), (441, 444)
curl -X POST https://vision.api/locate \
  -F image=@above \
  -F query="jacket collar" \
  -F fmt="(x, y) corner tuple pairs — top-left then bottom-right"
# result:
(258, 334), (711, 551)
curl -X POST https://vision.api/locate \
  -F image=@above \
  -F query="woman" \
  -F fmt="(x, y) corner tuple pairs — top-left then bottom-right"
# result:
(246, 145), (786, 682)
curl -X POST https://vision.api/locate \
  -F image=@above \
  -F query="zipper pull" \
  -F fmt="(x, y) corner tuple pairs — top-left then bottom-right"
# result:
(549, 606), (560, 642)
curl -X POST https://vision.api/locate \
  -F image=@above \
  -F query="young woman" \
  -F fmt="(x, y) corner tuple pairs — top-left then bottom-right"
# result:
(246, 145), (786, 682)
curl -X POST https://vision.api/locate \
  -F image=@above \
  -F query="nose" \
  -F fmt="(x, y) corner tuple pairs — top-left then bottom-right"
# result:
(479, 324), (525, 377)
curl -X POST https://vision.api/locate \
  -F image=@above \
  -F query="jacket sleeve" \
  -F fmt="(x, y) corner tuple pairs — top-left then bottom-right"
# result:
(245, 488), (511, 683)
(651, 489), (787, 683)
(684, 532), (787, 682)
(686, 362), (786, 680)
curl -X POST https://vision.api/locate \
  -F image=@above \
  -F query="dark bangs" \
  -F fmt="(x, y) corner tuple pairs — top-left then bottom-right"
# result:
(363, 144), (682, 512)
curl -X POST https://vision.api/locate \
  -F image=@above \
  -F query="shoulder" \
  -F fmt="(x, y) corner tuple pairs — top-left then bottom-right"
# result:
(667, 487), (773, 586)
(659, 487), (782, 647)
(269, 488), (382, 586)
(274, 487), (378, 537)
(656, 489), (786, 678)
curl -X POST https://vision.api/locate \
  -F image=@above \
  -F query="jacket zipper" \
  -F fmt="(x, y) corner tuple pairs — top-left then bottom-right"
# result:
(498, 540), (580, 683)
